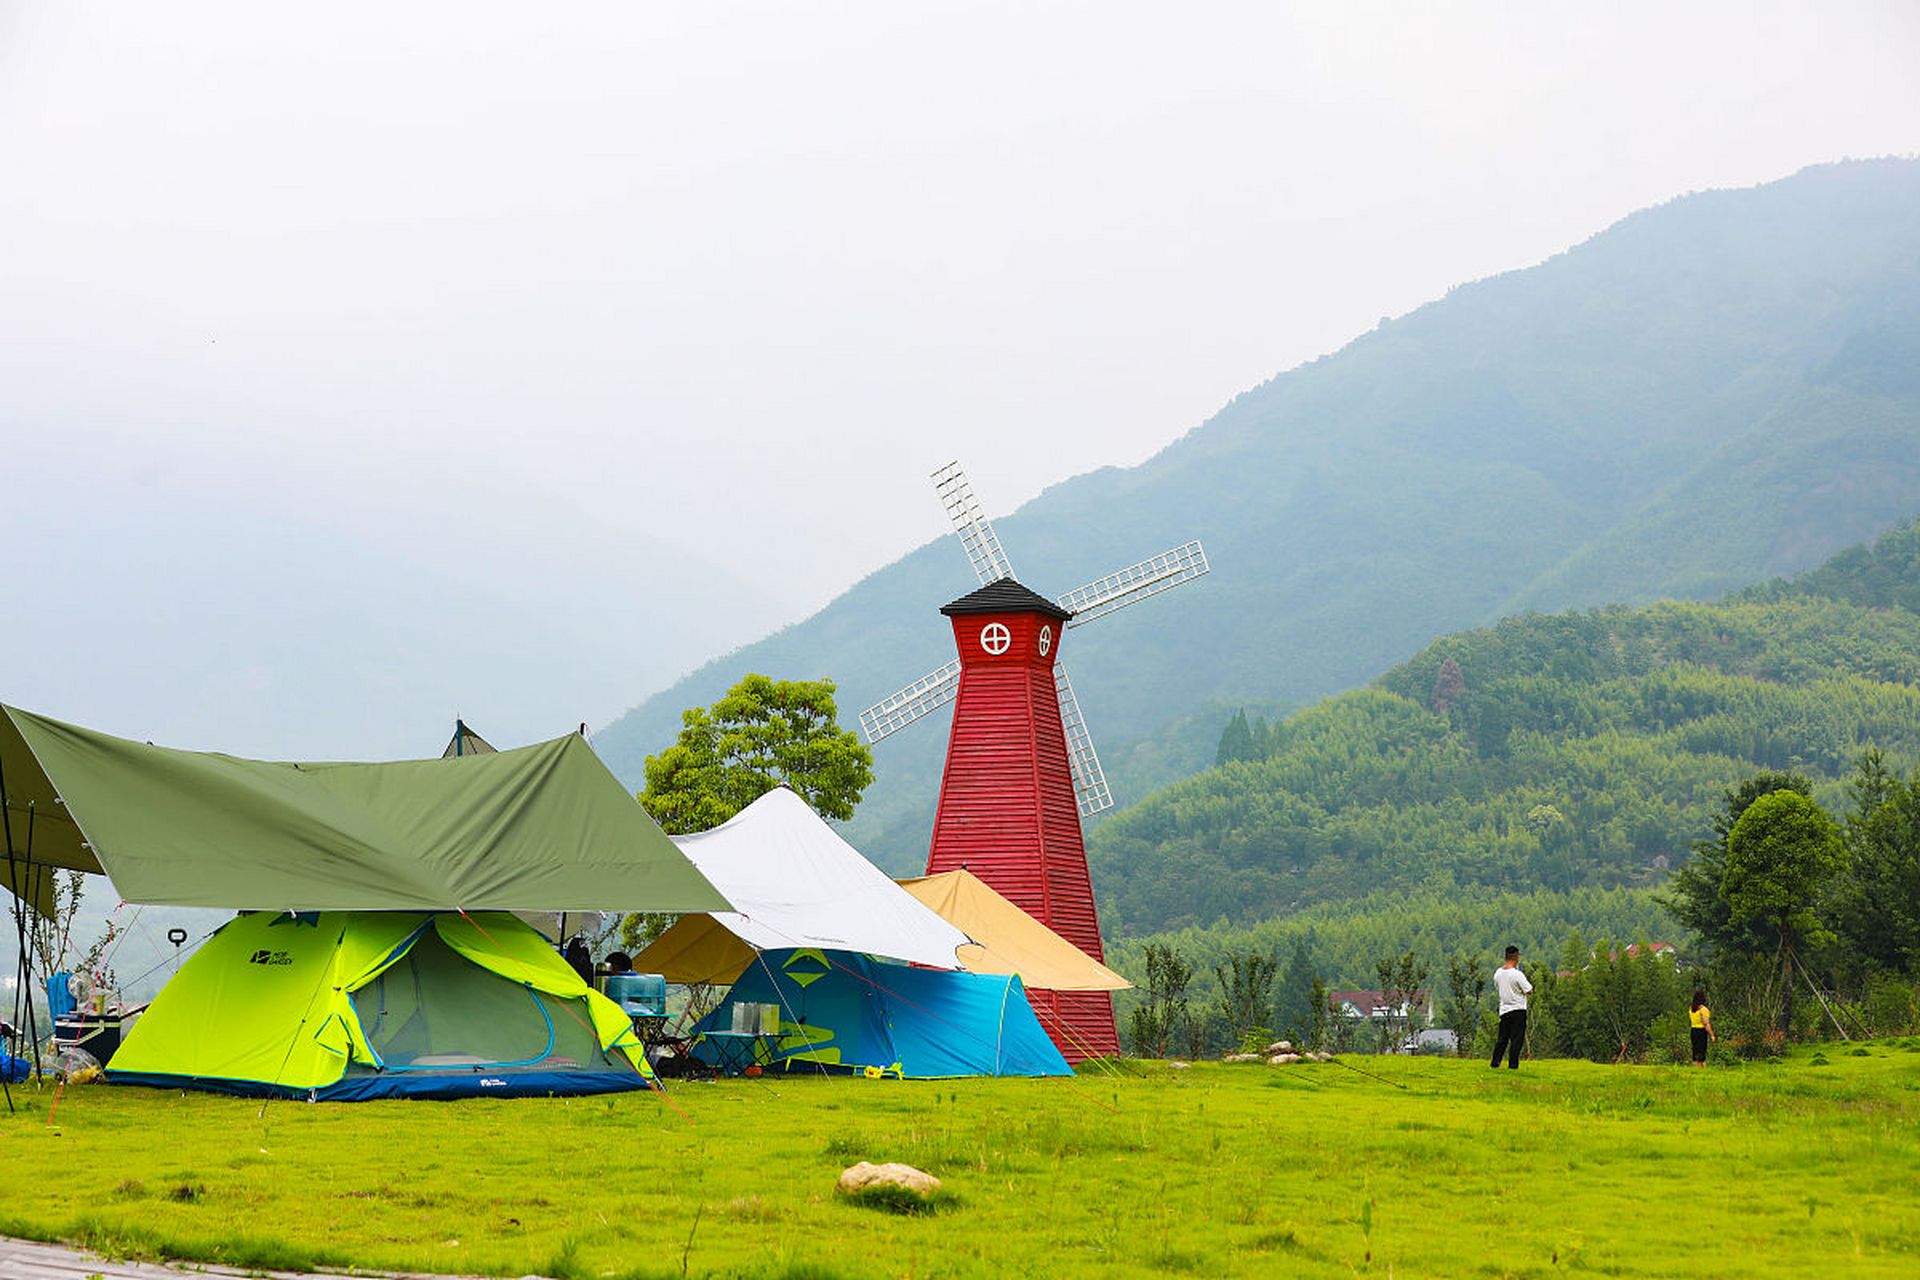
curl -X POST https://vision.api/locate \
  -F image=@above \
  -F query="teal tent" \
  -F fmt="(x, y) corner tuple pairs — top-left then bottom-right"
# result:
(691, 947), (1071, 1078)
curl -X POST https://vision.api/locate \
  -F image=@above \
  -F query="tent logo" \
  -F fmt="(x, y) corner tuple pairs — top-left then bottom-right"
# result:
(248, 949), (294, 966)
(783, 948), (832, 989)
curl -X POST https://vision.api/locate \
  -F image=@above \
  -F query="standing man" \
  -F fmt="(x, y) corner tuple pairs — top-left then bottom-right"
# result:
(1490, 945), (1533, 1070)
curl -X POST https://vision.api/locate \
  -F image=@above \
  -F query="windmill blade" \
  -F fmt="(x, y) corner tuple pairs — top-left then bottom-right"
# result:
(931, 460), (1018, 585)
(858, 660), (962, 744)
(1053, 665), (1113, 818)
(1057, 540), (1210, 628)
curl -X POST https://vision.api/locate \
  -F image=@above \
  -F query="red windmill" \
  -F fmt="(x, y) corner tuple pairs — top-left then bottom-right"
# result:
(859, 462), (1210, 1059)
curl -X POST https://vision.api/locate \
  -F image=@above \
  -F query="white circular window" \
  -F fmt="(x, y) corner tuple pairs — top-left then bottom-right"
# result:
(979, 622), (1011, 655)
(1037, 625), (1053, 656)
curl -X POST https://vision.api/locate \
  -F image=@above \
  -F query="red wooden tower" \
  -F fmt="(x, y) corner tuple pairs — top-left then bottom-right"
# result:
(860, 463), (1210, 1060)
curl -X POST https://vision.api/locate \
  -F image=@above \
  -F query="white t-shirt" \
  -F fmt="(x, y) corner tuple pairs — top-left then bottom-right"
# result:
(1495, 966), (1534, 1014)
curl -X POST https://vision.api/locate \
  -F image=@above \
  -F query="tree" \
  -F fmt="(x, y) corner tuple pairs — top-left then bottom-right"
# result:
(639, 674), (874, 834)
(1306, 976), (1332, 1053)
(1373, 949), (1430, 1053)
(1430, 656), (1466, 718)
(1125, 943), (1193, 1058)
(1834, 751), (1920, 976)
(1271, 936), (1319, 1042)
(1724, 791), (1849, 1033)
(628, 674), (873, 949)
(1215, 709), (1259, 767)
(1215, 950), (1279, 1049)
(1441, 951), (1488, 1057)
(1660, 771), (1811, 961)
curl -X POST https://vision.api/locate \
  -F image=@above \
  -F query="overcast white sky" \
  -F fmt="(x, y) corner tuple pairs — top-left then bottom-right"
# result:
(2, 1), (1918, 744)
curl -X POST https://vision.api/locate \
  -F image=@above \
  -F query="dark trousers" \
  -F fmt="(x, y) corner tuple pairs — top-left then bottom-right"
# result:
(1491, 1009), (1527, 1068)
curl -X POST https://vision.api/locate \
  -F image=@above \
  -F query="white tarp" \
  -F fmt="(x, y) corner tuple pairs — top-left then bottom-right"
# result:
(671, 788), (970, 970)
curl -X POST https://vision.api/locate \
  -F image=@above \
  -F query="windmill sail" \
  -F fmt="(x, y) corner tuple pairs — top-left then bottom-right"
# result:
(859, 660), (963, 744)
(1057, 540), (1210, 628)
(1053, 666), (1113, 818)
(932, 461), (1017, 585)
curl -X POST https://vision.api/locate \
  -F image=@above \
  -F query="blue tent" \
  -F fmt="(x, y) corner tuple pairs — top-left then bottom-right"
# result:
(690, 948), (1071, 1078)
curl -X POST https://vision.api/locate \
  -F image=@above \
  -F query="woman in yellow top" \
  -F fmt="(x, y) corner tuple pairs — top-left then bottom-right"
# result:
(1689, 989), (1715, 1066)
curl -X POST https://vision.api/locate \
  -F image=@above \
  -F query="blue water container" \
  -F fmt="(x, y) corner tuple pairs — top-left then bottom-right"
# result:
(605, 973), (667, 1018)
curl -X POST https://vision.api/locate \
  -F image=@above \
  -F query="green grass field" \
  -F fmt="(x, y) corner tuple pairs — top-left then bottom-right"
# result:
(2, 1046), (1916, 1279)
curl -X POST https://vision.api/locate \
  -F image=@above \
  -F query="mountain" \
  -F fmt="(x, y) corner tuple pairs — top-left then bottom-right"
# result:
(1089, 519), (1920, 935)
(594, 158), (1920, 873)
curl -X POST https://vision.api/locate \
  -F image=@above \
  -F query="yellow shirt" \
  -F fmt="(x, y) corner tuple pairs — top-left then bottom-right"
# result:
(1689, 1005), (1711, 1029)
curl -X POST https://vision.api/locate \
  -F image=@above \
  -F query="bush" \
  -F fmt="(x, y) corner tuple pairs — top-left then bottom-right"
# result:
(1859, 974), (1920, 1037)
(1646, 1009), (1692, 1064)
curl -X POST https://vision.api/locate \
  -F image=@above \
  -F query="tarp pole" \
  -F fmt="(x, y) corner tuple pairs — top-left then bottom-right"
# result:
(0, 749), (48, 1085)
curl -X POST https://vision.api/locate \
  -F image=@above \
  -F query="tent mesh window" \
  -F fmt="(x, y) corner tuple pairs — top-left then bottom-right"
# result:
(350, 930), (608, 1073)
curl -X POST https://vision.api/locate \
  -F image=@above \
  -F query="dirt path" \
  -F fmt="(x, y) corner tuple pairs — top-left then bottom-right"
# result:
(0, 1236), (551, 1280)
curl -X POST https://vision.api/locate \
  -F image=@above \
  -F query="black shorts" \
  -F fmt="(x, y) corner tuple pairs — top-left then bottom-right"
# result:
(1690, 1026), (1709, 1062)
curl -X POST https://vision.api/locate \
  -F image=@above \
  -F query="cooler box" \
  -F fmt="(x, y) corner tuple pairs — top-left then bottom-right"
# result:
(605, 973), (667, 1018)
(53, 1012), (126, 1066)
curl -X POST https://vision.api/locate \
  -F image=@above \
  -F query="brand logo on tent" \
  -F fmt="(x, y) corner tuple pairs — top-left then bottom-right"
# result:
(479, 1078), (508, 1088)
(248, 949), (294, 966)
(783, 948), (833, 989)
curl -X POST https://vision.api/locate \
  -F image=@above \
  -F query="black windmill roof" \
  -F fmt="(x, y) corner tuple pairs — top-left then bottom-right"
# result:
(940, 577), (1074, 622)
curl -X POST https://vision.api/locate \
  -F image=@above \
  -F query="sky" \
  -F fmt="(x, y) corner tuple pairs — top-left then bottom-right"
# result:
(1, 1), (1917, 755)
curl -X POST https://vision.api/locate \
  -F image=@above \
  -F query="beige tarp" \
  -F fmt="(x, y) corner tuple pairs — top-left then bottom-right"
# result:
(630, 913), (759, 985)
(897, 870), (1132, 992)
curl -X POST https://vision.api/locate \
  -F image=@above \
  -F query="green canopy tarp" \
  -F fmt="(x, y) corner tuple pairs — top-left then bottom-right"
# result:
(0, 704), (728, 914)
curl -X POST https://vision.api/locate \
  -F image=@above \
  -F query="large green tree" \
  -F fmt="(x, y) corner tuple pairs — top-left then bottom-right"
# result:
(1724, 790), (1849, 1032)
(639, 673), (874, 835)
(623, 675), (874, 953)
(1660, 771), (1812, 961)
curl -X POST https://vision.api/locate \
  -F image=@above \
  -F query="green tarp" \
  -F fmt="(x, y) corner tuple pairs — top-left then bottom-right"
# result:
(0, 704), (728, 914)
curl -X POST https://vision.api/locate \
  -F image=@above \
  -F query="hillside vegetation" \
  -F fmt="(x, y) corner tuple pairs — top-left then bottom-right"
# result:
(596, 158), (1920, 872)
(1091, 521), (1920, 936)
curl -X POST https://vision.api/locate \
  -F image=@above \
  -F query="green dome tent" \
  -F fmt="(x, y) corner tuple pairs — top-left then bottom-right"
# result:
(109, 909), (652, 1099)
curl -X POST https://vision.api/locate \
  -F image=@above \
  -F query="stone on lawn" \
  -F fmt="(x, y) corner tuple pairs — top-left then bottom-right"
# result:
(837, 1162), (942, 1198)
(1265, 1040), (1295, 1055)
(1222, 1053), (1261, 1063)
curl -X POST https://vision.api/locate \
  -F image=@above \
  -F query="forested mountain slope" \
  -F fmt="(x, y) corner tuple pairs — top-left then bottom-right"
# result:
(597, 158), (1920, 872)
(1090, 520), (1920, 935)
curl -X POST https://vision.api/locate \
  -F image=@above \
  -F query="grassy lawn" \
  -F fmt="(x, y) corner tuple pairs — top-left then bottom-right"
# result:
(1, 1045), (1916, 1279)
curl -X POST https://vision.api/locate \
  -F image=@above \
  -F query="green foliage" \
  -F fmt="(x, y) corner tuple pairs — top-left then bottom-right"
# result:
(1659, 770), (1812, 961)
(1532, 939), (1684, 1063)
(1372, 950), (1430, 1053)
(1214, 951), (1279, 1049)
(1440, 953), (1488, 1057)
(1833, 750), (1920, 975)
(1215, 709), (1259, 767)
(639, 673), (874, 834)
(1124, 943), (1193, 1059)
(1111, 883), (1677, 1033)
(1725, 792), (1848, 943)
(1093, 529), (1920, 935)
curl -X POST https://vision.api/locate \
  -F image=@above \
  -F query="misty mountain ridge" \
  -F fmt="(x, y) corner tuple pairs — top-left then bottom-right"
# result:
(595, 157), (1920, 872)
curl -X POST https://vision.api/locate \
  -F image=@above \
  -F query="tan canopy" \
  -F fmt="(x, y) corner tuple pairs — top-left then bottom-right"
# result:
(898, 870), (1132, 992)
